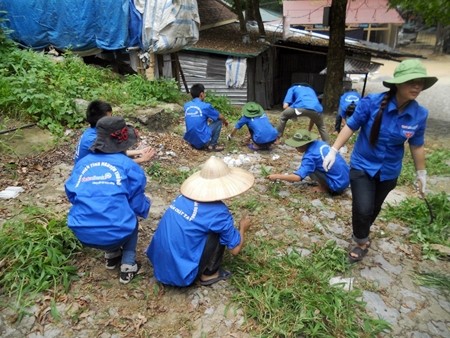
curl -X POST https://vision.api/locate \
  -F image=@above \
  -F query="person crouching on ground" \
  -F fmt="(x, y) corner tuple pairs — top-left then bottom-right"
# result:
(227, 101), (279, 151)
(74, 100), (155, 164)
(322, 59), (438, 263)
(65, 116), (151, 284)
(146, 156), (254, 287)
(267, 129), (349, 195)
(183, 83), (228, 152)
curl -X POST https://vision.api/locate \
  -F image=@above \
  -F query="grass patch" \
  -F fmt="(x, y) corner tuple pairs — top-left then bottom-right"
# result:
(415, 272), (450, 294)
(146, 161), (194, 185)
(398, 148), (450, 186)
(0, 207), (81, 316)
(228, 239), (390, 337)
(383, 192), (449, 260)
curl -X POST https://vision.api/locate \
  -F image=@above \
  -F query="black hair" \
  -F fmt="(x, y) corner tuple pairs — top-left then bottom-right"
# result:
(369, 88), (396, 146)
(86, 100), (112, 128)
(190, 83), (205, 99)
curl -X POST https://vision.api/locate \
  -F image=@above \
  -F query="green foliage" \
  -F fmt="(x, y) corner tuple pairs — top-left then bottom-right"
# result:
(204, 92), (241, 121)
(0, 207), (82, 315)
(399, 148), (450, 186)
(0, 45), (182, 134)
(389, 0), (450, 26)
(146, 161), (193, 185)
(415, 272), (450, 293)
(228, 239), (391, 337)
(383, 192), (450, 260)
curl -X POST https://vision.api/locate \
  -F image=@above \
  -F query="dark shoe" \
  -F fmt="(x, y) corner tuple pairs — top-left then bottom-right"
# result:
(247, 143), (259, 151)
(119, 263), (140, 284)
(207, 145), (224, 152)
(105, 250), (122, 270)
(199, 268), (232, 286)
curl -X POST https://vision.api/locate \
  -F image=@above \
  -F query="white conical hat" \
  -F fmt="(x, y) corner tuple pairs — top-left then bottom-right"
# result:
(180, 156), (255, 202)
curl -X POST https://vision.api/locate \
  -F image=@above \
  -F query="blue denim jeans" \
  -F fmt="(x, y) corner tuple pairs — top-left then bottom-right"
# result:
(209, 120), (223, 147)
(350, 169), (397, 243)
(82, 222), (139, 265)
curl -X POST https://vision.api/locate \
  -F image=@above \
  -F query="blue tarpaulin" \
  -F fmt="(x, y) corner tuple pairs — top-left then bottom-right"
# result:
(0, 0), (141, 51)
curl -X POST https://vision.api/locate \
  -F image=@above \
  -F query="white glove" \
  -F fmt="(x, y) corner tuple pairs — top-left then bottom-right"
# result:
(323, 147), (338, 172)
(415, 170), (427, 195)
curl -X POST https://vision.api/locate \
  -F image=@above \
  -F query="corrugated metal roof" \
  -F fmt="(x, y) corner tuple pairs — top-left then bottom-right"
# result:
(319, 58), (382, 74)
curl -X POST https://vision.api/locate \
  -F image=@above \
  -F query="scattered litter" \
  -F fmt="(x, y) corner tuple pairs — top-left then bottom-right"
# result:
(329, 276), (354, 291)
(165, 151), (177, 157)
(272, 154), (280, 160)
(0, 186), (25, 199)
(223, 154), (252, 167)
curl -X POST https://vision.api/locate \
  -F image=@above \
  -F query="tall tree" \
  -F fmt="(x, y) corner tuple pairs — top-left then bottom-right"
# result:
(389, 0), (450, 53)
(322, 0), (348, 115)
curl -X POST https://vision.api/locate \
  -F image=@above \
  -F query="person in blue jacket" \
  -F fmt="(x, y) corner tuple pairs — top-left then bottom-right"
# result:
(323, 59), (438, 263)
(334, 78), (361, 134)
(66, 116), (151, 284)
(277, 83), (330, 144)
(74, 100), (155, 164)
(267, 129), (349, 194)
(183, 84), (229, 152)
(227, 101), (279, 150)
(146, 156), (254, 287)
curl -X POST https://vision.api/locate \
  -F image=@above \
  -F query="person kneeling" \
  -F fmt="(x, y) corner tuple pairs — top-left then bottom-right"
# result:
(267, 129), (349, 195)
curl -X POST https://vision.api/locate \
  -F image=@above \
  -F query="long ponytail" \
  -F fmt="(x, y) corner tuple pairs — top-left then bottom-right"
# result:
(369, 89), (395, 146)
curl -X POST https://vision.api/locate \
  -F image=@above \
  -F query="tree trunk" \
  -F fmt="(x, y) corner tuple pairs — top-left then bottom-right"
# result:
(322, 0), (348, 115)
(251, 0), (266, 41)
(234, 0), (250, 44)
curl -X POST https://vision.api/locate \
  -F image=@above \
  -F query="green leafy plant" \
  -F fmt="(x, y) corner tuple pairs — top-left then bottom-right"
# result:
(0, 207), (82, 316)
(204, 92), (241, 121)
(228, 239), (391, 337)
(383, 192), (449, 260)
(146, 161), (193, 185)
(415, 272), (450, 293)
(398, 148), (450, 186)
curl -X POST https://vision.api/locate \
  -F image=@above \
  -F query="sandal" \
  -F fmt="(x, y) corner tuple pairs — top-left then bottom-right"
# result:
(348, 245), (370, 263)
(247, 143), (259, 151)
(199, 268), (232, 286)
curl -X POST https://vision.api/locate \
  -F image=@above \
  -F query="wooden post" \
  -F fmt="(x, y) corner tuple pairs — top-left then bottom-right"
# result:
(145, 52), (155, 80)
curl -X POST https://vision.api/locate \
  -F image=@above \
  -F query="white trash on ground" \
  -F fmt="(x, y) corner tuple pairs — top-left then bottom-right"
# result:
(329, 276), (354, 291)
(0, 186), (25, 199)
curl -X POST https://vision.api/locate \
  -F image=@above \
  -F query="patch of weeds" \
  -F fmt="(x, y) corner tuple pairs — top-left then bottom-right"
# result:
(383, 192), (449, 260)
(398, 148), (450, 186)
(146, 161), (193, 185)
(204, 92), (241, 121)
(0, 207), (82, 318)
(228, 239), (390, 337)
(228, 196), (263, 214)
(414, 272), (450, 294)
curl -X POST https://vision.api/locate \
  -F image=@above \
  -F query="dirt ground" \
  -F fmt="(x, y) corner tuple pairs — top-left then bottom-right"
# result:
(0, 52), (449, 337)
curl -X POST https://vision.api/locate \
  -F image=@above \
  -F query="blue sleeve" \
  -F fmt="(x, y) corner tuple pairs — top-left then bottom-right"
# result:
(204, 103), (220, 121)
(408, 106), (428, 146)
(295, 152), (316, 179)
(283, 88), (294, 105)
(235, 116), (248, 129)
(127, 163), (150, 218)
(346, 95), (374, 132)
(209, 205), (241, 250)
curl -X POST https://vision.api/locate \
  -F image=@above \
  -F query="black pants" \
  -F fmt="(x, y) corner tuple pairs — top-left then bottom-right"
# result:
(350, 169), (397, 243)
(196, 233), (225, 279)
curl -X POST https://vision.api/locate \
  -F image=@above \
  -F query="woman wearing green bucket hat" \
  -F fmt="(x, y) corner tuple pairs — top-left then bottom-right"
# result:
(322, 59), (437, 263)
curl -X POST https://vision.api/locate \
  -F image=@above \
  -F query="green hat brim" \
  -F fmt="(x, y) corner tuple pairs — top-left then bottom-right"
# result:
(284, 129), (319, 148)
(383, 74), (438, 90)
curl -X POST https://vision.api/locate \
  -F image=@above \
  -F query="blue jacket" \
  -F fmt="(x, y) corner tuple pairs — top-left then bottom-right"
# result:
(74, 127), (97, 163)
(147, 195), (241, 287)
(294, 140), (350, 193)
(338, 91), (361, 118)
(65, 152), (150, 247)
(283, 85), (323, 112)
(346, 92), (427, 181)
(183, 98), (220, 149)
(234, 114), (279, 144)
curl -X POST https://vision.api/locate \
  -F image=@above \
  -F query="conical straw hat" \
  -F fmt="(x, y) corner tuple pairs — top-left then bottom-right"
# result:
(180, 156), (255, 202)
